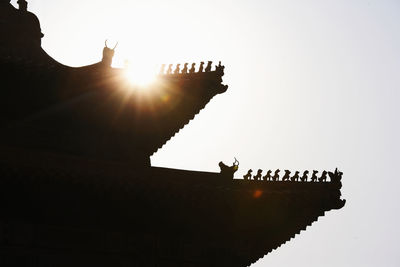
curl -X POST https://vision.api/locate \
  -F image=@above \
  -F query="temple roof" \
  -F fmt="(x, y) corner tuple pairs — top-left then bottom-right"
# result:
(0, 3), (228, 163)
(0, 4), (345, 266)
(0, 56), (227, 163)
(0, 147), (345, 266)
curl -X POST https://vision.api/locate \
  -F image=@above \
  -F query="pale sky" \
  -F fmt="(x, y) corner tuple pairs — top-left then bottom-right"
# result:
(23, 0), (400, 266)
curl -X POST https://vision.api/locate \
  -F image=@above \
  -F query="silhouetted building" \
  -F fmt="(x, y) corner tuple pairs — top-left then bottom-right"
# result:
(0, 2), (345, 267)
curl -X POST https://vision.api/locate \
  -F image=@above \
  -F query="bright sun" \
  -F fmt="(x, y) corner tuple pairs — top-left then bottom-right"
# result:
(124, 60), (157, 87)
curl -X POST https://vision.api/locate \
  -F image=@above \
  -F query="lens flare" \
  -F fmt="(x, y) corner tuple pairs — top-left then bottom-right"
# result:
(253, 190), (263, 199)
(161, 93), (170, 103)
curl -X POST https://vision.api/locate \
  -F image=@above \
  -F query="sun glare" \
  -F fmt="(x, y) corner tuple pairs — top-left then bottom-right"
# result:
(124, 61), (157, 87)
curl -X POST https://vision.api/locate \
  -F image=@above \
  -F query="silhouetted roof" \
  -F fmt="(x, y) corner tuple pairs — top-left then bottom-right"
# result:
(0, 2), (227, 163)
(0, 4), (345, 266)
(0, 147), (345, 266)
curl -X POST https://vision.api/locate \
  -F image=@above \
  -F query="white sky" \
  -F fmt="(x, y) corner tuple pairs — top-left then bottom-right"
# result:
(22, 0), (400, 266)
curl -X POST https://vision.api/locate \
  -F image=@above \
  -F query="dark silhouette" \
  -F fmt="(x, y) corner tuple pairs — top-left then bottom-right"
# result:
(290, 171), (300, 182)
(102, 40), (117, 67)
(181, 63), (188, 74)
(243, 169), (252, 180)
(205, 61), (212, 72)
(263, 170), (272, 181)
(329, 168), (343, 183)
(300, 170), (309, 182)
(272, 169), (280, 181)
(311, 170), (319, 182)
(18, 0), (27, 11)
(318, 170), (328, 182)
(0, 0), (44, 57)
(216, 61), (225, 72)
(282, 170), (291, 182)
(189, 63), (196, 73)
(174, 64), (181, 74)
(198, 61), (204, 72)
(219, 158), (239, 179)
(254, 169), (262, 181)
(166, 63), (173, 74)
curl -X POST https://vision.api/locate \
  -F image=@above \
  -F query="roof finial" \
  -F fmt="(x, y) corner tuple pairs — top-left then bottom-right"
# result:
(17, 0), (28, 12)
